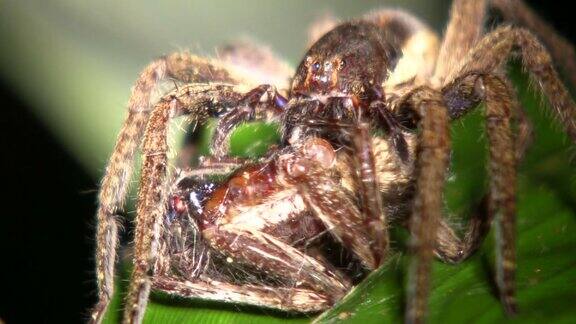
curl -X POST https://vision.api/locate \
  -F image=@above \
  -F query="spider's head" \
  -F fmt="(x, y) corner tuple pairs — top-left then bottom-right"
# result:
(291, 21), (400, 101)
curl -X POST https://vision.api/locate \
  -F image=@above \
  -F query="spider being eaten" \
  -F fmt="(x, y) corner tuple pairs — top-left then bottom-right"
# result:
(90, 1), (576, 323)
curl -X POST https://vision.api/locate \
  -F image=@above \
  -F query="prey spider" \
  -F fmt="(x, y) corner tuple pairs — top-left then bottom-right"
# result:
(90, 1), (576, 323)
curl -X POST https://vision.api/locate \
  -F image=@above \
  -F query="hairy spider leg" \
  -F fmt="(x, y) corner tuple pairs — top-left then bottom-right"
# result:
(123, 84), (250, 323)
(491, 0), (576, 88)
(433, 75), (532, 264)
(93, 38), (296, 322)
(292, 108), (412, 269)
(151, 163), (337, 313)
(217, 38), (294, 90)
(210, 84), (287, 159)
(297, 146), (387, 270)
(176, 39), (294, 167)
(404, 3), (576, 322)
(152, 276), (331, 312)
(403, 88), (450, 324)
(483, 75), (518, 314)
(451, 26), (576, 141)
(117, 83), (299, 323)
(433, 0), (486, 85)
(405, 75), (518, 322)
(350, 121), (389, 266)
(91, 53), (245, 324)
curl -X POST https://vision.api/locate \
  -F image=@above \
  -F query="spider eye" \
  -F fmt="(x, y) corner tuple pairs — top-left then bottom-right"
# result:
(338, 59), (346, 70)
(311, 61), (321, 72)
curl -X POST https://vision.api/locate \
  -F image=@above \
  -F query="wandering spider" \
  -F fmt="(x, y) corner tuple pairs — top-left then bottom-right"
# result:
(90, 1), (576, 323)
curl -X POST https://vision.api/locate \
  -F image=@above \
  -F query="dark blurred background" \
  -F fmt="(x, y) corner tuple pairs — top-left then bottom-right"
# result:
(0, 1), (573, 323)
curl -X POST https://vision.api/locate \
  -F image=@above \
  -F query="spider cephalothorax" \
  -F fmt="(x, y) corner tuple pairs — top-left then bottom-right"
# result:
(90, 1), (576, 323)
(291, 21), (400, 97)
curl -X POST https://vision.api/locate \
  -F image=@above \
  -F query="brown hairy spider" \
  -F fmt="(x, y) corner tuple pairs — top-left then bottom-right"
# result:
(90, 1), (576, 323)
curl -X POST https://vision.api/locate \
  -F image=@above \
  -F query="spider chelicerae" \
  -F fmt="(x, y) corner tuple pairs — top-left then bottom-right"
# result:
(90, 1), (576, 323)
